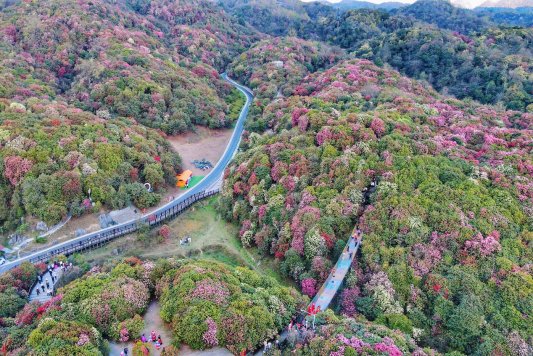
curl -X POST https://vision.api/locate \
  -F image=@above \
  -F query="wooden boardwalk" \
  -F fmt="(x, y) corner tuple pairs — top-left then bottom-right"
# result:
(29, 267), (63, 303)
(310, 233), (361, 311)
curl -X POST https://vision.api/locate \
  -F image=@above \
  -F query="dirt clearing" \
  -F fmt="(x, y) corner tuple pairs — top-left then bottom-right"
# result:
(167, 126), (233, 176)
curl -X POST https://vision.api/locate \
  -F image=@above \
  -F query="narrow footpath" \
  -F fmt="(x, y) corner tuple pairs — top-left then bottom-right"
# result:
(254, 179), (378, 355)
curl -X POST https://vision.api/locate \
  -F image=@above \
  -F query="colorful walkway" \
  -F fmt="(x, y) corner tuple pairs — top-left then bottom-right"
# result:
(310, 233), (361, 311)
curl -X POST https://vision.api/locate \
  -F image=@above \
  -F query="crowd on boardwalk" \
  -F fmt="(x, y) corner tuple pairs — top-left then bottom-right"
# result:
(30, 260), (71, 302)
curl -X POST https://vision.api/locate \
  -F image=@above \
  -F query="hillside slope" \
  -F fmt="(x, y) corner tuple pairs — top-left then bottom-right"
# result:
(220, 57), (532, 354)
(394, 0), (492, 33)
(0, 0), (254, 134)
(0, 0), (260, 229)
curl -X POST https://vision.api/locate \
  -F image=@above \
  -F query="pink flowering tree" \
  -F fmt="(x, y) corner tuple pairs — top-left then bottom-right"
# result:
(370, 118), (386, 137)
(4, 156), (33, 186)
(464, 231), (501, 257)
(301, 278), (317, 297)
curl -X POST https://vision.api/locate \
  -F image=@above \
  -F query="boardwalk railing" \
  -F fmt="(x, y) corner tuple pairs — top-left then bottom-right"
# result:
(25, 189), (220, 265)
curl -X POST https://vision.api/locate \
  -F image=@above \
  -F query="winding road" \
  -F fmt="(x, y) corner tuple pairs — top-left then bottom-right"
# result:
(0, 74), (254, 274)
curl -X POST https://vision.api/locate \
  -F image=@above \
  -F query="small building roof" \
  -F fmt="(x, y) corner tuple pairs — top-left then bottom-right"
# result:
(177, 170), (193, 181)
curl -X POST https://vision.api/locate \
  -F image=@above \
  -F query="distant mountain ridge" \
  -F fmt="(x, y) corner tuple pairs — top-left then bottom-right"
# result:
(394, 0), (492, 33)
(327, 0), (407, 10)
(478, 0), (533, 8)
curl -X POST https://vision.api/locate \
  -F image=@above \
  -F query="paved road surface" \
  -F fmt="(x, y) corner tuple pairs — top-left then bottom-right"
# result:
(0, 74), (253, 275)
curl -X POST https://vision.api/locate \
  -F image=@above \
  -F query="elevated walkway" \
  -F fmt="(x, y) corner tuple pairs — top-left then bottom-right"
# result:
(28, 267), (63, 303)
(311, 235), (361, 311)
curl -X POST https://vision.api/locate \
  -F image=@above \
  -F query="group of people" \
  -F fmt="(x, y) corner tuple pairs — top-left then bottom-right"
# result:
(34, 260), (72, 297)
(35, 276), (53, 297)
(119, 331), (164, 355)
(142, 331), (163, 350)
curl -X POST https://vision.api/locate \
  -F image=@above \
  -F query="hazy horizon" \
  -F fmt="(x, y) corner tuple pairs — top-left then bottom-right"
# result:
(301, 0), (491, 9)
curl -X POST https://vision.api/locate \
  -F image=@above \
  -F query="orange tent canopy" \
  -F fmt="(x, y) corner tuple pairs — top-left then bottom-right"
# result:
(176, 170), (193, 187)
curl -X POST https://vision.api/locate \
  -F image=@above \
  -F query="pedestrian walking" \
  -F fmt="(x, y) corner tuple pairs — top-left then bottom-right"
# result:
(275, 339), (279, 349)
(123, 347), (128, 355)
(46, 280), (50, 289)
(141, 334), (147, 343)
(263, 340), (267, 354)
(157, 335), (162, 345)
(349, 252), (353, 259)
(151, 330), (157, 342)
(36, 288), (40, 295)
(41, 283), (45, 292)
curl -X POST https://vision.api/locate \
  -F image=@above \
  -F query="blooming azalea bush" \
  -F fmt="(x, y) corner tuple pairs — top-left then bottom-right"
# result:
(0, 262), (38, 318)
(27, 318), (104, 355)
(289, 310), (431, 355)
(158, 260), (306, 353)
(56, 261), (150, 340)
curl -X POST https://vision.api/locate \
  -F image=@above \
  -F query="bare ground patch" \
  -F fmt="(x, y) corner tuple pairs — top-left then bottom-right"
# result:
(167, 125), (233, 176)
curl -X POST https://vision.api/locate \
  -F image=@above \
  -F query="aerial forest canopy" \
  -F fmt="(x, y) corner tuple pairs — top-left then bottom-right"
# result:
(222, 40), (532, 353)
(0, 0), (531, 355)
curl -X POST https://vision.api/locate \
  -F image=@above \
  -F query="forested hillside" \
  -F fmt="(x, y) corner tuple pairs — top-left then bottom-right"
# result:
(394, 0), (492, 33)
(220, 46), (532, 353)
(476, 7), (533, 27)
(0, 0), (531, 355)
(1, 0), (249, 133)
(310, 10), (532, 111)
(222, 0), (533, 111)
(228, 37), (345, 131)
(0, 0), (254, 229)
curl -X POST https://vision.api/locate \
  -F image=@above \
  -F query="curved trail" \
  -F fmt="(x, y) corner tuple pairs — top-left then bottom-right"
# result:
(0, 74), (254, 274)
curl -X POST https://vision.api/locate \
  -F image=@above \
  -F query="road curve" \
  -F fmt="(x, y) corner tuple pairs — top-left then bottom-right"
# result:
(0, 74), (254, 274)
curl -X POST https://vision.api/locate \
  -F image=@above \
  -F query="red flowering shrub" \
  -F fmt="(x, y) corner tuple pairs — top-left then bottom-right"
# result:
(159, 225), (171, 240)
(3, 156), (32, 186)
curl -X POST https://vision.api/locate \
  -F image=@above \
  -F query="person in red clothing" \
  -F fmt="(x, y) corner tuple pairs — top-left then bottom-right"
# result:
(151, 330), (157, 342)
(157, 335), (162, 345)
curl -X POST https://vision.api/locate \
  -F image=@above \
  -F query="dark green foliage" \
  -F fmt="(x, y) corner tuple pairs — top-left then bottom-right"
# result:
(0, 287), (26, 317)
(158, 260), (306, 353)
